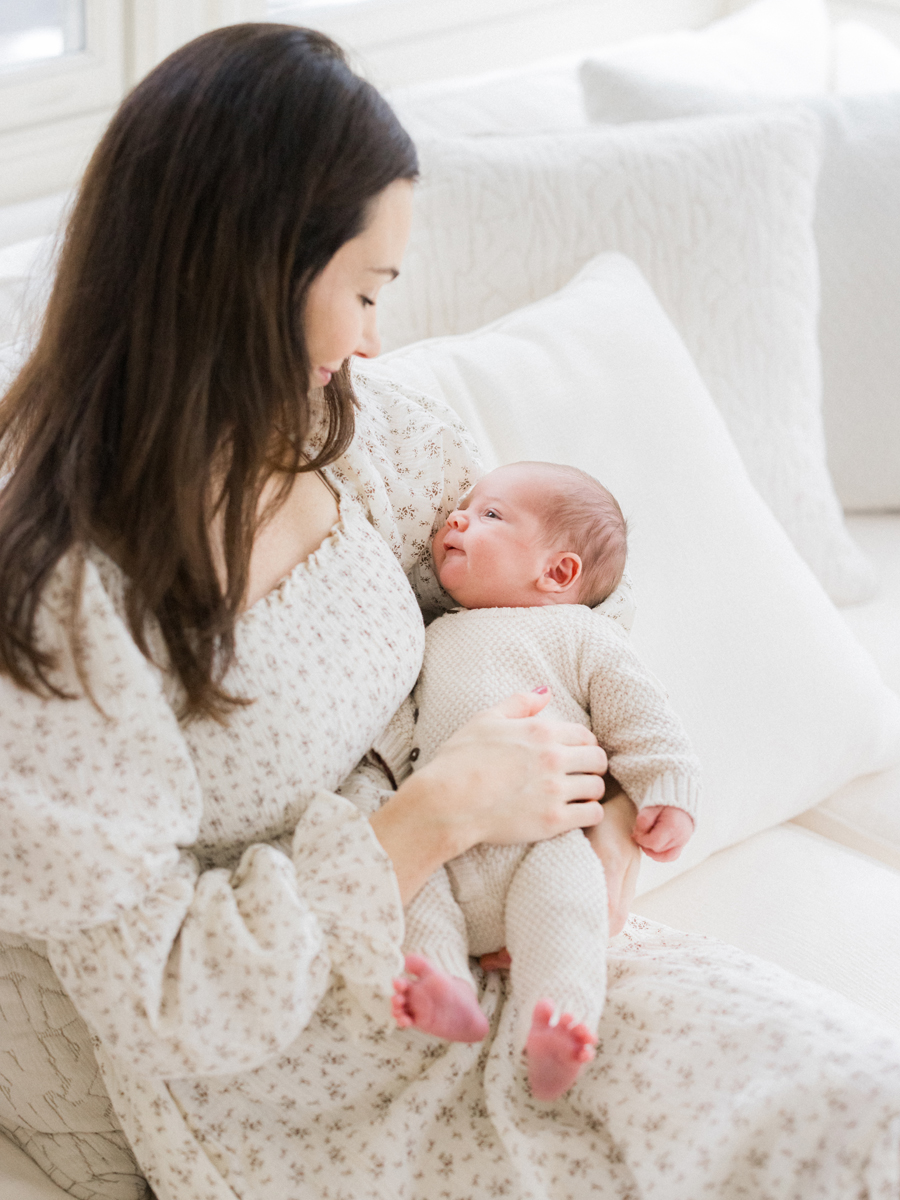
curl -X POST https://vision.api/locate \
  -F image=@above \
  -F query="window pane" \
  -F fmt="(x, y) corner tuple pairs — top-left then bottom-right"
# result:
(0, 0), (85, 71)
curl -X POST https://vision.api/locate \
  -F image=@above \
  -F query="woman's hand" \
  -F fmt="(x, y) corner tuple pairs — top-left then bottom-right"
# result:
(370, 689), (607, 903)
(584, 780), (641, 938)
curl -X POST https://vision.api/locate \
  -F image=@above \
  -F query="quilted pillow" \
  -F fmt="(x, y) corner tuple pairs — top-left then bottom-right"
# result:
(580, 5), (900, 513)
(578, 0), (831, 119)
(0, 933), (149, 1200)
(372, 252), (900, 893)
(377, 109), (875, 605)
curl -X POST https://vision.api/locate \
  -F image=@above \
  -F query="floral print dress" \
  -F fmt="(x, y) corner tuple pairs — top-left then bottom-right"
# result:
(1, 367), (899, 1200)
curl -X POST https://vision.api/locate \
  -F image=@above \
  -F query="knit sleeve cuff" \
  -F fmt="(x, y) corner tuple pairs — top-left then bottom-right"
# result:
(632, 774), (702, 824)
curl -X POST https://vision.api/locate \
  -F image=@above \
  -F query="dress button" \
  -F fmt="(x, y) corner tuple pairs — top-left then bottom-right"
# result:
(409, 747), (420, 762)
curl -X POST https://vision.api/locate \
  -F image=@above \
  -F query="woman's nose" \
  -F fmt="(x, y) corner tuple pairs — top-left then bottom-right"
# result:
(354, 308), (382, 360)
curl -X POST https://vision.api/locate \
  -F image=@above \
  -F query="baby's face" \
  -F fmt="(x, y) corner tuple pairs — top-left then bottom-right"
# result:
(432, 465), (558, 609)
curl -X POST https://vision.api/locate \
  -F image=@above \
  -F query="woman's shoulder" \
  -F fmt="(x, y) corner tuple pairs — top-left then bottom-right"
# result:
(17, 545), (179, 717)
(321, 363), (483, 612)
(349, 359), (482, 473)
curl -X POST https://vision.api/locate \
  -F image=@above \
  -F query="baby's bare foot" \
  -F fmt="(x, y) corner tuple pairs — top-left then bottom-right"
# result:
(525, 998), (596, 1101)
(392, 954), (489, 1043)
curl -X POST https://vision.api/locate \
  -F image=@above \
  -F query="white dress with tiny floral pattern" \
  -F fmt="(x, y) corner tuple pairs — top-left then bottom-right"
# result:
(2, 366), (900, 1200)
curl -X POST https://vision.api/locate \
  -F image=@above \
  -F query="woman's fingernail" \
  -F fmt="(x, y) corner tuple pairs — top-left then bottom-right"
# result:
(532, 686), (549, 694)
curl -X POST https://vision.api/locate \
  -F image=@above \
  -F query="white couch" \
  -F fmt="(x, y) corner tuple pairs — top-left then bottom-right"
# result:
(2, 3), (899, 1197)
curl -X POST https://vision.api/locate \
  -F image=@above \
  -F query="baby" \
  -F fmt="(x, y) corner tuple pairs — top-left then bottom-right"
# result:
(389, 461), (701, 1102)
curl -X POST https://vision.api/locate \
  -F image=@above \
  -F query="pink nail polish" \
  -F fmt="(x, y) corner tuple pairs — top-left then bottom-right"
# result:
(533, 685), (549, 694)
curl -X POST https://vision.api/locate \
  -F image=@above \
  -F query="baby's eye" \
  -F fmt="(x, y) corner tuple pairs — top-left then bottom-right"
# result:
(484, 509), (500, 519)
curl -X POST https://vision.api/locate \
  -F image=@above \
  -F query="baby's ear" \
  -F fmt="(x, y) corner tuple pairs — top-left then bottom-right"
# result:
(538, 552), (582, 594)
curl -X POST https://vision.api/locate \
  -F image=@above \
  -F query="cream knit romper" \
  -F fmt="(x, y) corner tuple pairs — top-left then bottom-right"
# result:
(400, 604), (702, 1045)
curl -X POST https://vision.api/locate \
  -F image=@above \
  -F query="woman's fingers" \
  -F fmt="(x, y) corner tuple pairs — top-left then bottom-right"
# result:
(557, 742), (609, 779)
(557, 798), (604, 831)
(489, 689), (553, 720)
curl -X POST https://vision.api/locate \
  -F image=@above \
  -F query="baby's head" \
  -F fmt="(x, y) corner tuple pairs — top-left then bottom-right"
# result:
(433, 461), (627, 610)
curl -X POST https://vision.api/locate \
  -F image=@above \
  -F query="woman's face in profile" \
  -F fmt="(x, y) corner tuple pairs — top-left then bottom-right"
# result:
(303, 178), (414, 387)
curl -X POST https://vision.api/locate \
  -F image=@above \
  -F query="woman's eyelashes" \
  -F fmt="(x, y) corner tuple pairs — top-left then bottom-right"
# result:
(360, 294), (375, 307)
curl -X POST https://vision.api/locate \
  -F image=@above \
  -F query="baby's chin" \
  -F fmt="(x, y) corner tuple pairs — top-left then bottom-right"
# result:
(438, 574), (542, 610)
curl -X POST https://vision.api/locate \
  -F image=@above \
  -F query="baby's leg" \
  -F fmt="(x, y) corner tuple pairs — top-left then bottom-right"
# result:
(505, 829), (608, 1101)
(395, 868), (488, 1043)
(525, 1000), (597, 1101)
(392, 954), (488, 1042)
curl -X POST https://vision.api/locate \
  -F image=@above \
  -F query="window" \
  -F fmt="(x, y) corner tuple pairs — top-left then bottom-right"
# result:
(0, 1), (85, 70)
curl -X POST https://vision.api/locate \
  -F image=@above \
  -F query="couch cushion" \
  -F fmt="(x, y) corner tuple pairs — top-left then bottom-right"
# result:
(0, 235), (57, 347)
(374, 251), (900, 892)
(579, 0), (831, 110)
(795, 514), (900, 872)
(379, 108), (875, 605)
(580, 6), (900, 514)
(632, 824), (900, 1030)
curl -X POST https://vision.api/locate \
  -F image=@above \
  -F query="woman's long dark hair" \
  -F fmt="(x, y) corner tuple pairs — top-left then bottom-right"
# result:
(0, 24), (417, 720)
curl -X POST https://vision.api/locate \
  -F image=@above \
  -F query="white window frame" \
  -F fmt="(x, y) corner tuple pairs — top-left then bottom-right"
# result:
(0, 0), (124, 134)
(0, 0), (264, 207)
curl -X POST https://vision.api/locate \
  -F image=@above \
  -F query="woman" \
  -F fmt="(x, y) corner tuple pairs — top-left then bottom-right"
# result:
(0, 24), (898, 1200)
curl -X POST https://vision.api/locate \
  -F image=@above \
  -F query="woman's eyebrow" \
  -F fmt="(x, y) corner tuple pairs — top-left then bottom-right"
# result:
(368, 266), (400, 280)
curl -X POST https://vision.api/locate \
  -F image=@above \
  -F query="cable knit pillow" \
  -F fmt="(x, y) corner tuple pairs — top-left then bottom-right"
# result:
(580, 5), (900, 514)
(0, 933), (149, 1200)
(378, 109), (875, 605)
(372, 252), (900, 894)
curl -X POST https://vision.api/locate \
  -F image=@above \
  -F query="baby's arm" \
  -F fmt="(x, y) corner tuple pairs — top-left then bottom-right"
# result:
(580, 618), (701, 860)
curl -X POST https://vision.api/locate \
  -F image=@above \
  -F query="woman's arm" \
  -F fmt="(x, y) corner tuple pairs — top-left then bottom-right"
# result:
(2, 558), (391, 1080)
(370, 690), (608, 904)
(585, 780), (641, 938)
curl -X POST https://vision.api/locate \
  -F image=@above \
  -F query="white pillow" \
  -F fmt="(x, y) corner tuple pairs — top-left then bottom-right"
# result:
(813, 93), (900, 512)
(379, 110), (876, 605)
(577, 0), (831, 117)
(834, 20), (900, 94)
(388, 57), (588, 140)
(371, 253), (900, 890)
(580, 13), (900, 514)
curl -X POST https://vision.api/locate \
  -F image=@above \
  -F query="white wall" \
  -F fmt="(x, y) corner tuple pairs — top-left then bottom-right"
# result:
(277, 0), (744, 91)
(1, 0), (899, 212)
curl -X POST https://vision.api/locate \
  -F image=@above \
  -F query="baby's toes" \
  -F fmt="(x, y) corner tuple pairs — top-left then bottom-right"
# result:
(391, 990), (413, 1027)
(532, 998), (555, 1030)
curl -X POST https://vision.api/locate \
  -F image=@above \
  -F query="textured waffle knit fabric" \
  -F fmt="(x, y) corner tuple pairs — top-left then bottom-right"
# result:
(403, 604), (701, 1041)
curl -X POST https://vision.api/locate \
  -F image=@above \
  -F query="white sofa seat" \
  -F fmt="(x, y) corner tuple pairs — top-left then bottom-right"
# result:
(632, 823), (900, 1030)
(794, 515), (900, 872)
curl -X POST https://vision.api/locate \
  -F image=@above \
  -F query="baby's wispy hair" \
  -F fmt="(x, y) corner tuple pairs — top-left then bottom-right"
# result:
(519, 462), (628, 608)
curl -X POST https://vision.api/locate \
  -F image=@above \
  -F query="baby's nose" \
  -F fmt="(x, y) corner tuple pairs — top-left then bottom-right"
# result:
(448, 509), (468, 529)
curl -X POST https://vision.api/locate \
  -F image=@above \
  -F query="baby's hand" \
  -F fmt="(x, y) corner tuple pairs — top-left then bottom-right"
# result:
(632, 806), (694, 862)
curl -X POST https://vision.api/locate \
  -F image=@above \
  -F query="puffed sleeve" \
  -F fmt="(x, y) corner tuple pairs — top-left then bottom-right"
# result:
(328, 361), (484, 614)
(1, 555), (404, 1079)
